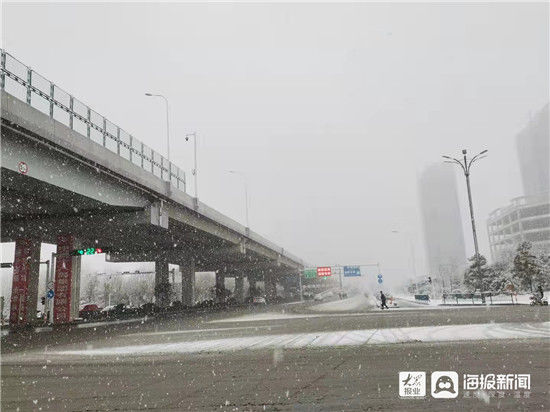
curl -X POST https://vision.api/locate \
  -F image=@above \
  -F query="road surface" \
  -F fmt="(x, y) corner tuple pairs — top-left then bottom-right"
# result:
(1, 299), (549, 411)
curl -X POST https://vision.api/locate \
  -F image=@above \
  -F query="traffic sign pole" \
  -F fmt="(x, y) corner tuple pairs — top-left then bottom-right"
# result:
(45, 252), (57, 324)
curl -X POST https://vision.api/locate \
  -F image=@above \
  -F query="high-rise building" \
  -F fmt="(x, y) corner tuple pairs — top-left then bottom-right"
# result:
(488, 104), (550, 261)
(419, 163), (467, 280)
(517, 104), (549, 197)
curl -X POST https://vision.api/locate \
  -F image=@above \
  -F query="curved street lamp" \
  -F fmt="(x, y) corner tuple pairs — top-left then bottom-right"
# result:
(144, 93), (170, 163)
(186, 132), (198, 199)
(442, 149), (488, 257)
(228, 170), (250, 230)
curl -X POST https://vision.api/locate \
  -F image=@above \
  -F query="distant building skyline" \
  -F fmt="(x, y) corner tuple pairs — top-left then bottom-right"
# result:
(516, 104), (549, 197)
(418, 163), (467, 281)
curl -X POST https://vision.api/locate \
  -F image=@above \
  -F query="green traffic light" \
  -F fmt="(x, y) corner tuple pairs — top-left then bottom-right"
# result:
(71, 247), (106, 256)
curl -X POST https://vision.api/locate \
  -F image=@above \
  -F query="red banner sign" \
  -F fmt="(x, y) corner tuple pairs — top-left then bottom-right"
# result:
(9, 239), (33, 325)
(317, 266), (332, 277)
(54, 234), (74, 323)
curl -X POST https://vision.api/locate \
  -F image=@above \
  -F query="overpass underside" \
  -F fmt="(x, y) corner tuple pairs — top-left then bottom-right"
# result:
(1, 86), (303, 327)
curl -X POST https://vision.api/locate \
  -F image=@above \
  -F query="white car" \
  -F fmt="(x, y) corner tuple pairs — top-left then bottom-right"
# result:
(252, 296), (266, 305)
(101, 305), (116, 313)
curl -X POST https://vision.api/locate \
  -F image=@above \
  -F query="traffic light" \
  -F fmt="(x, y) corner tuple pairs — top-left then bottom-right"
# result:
(41, 296), (46, 305)
(428, 276), (432, 284)
(70, 247), (107, 256)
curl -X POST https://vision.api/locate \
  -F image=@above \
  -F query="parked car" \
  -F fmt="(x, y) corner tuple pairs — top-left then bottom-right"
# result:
(139, 302), (157, 314)
(195, 299), (215, 308)
(225, 297), (238, 306)
(101, 303), (129, 318)
(79, 304), (102, 320)
(252, 296), (266, 305)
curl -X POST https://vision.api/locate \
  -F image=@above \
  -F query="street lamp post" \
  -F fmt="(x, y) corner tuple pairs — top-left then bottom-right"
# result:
(186, 133), (198, 199)
(391, 230), (417, 293)
(145, 92), (171, 165)
(442, 149), (488, 258)
(228, 170), (249, 230)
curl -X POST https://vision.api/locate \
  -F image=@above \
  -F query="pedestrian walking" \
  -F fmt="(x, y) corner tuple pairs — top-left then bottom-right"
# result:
(380, 291), (389, 309)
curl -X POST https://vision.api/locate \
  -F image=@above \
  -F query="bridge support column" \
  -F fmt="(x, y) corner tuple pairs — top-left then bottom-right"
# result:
(155, 258), (170, 308)
(234, 275), (244, 303)
(265, 272), (277, 304)
(248, 275), (257, 298)
(10, 238), (41, 327)
(215, 272), (225, 304)
(282, 277), (291, 298)
(53, 234), (81, 324)
(181, 261), (195, 307)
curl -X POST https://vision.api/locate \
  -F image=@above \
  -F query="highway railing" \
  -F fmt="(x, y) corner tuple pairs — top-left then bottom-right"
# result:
(0, 49), (186, 191)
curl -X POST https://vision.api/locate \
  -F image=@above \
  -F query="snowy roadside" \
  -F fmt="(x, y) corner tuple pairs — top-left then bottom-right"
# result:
(394, 293), (541, 306)
(48, 321), (550, 357)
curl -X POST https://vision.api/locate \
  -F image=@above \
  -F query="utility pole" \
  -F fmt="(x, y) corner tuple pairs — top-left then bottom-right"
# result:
(187, 133), (198, 199)
(144, 93), (171, 164)
(442, 149), (488, 258)
(228, 170), (250, 230)
(391, 230), (417, 293)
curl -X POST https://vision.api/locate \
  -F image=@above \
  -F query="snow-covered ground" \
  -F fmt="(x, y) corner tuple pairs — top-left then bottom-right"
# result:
(55, 321), (550, 356)
(308, 294), (377, 312)
(208, 311), (371, 323)
(395, 293), (542, 306)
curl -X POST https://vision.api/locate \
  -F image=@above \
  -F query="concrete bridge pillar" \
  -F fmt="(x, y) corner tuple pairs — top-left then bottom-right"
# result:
(180, 261), (195, 307)
(265, 272), (277, 303)
(248, 275), (257, 298)
(215, 272), (226, 304)
(282, 276), (291, 298)
(10, 238), (41, 327)
(155, 258), (171, 308)
(53, 234), (81, 324)
(234, 275), (244, 303)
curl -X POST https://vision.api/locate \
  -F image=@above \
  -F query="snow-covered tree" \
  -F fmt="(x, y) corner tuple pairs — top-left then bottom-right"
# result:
(82, 273), (100, 303)
(488, 261), (516, 293)
(512, 241), (540, 292)
(463, 254), (492, 292)
(535, 253), (550, 289)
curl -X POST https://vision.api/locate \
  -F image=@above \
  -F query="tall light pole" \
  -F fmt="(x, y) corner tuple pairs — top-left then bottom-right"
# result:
(144, 93), (170, 163)
(391, 230), (417, 293)
(442, 149), (488, 257)
(228, 170), (249, 229)
(186, 133), (198, 198)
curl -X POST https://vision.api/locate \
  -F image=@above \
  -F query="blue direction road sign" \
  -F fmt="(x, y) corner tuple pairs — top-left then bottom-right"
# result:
(377, 278), (383, 284)
(343, 266), (361, 277)
(47, 289), (54, 299)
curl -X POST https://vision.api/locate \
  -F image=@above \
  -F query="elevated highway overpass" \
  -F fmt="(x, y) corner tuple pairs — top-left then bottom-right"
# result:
(0, 50), (305, 326)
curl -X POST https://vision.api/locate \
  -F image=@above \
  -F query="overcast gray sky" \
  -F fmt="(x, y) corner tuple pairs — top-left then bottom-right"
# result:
(1, 2), (548, 286)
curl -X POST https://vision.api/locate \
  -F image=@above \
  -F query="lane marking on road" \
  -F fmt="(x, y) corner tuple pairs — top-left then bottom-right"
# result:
(122, 325), (277, 337)
(77, 317), (148, 329)
(207, 311), (390, 323)
(52, 321), (550, 357)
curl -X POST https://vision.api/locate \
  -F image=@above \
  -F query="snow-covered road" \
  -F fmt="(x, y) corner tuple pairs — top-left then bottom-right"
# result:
(55, 321), (550, 356)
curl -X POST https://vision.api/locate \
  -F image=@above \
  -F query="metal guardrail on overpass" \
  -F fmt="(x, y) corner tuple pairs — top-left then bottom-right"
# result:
(0, 49), (186, 191)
